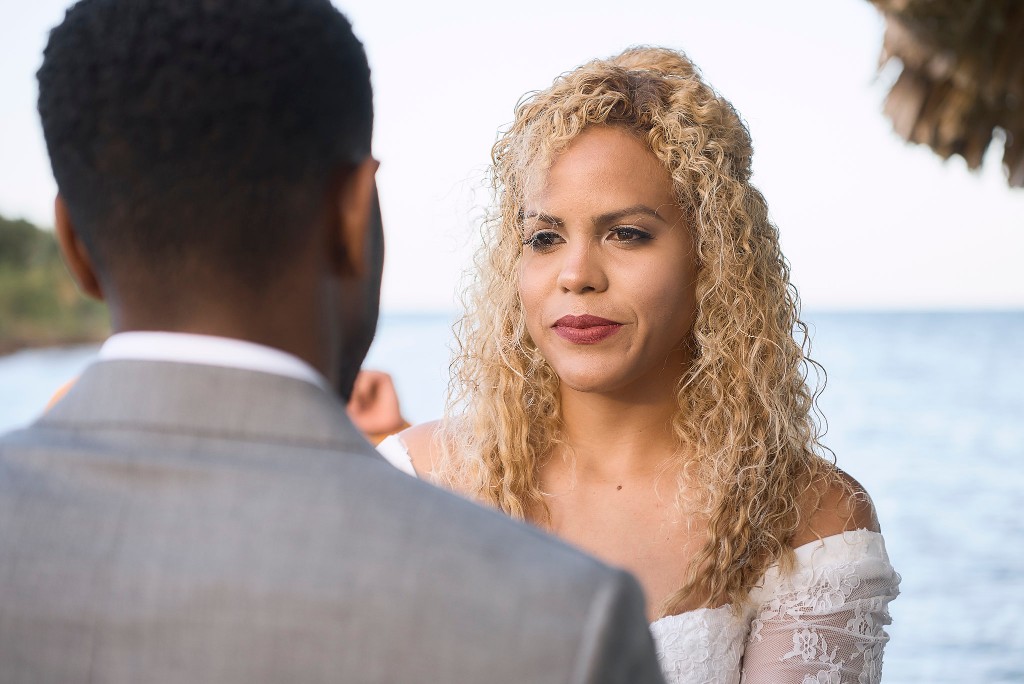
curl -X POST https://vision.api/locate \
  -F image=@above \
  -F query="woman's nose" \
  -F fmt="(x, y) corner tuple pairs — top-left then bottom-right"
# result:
(556, 240), (608, 294)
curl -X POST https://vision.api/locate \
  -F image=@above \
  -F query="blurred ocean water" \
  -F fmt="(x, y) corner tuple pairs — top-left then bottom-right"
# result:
(1, 311), (1021, 682)
(808, 312), (1024, 683)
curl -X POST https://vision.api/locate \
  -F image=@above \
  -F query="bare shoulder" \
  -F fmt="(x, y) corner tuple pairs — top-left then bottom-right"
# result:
(396, 420), (445, 480)
(793, 467), (881, 547)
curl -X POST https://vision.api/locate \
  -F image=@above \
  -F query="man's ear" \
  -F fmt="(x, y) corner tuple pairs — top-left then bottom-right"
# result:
(54, 194), (104, 301)
(330, 156), (380, 278)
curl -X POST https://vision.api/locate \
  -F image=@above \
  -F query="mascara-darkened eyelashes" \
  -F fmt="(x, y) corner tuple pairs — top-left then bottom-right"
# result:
(522, 230), (563, 251)
(608, 226), (654, 242)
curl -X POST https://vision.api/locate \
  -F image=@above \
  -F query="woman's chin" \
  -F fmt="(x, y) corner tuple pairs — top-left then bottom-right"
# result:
(554, 367), (632, 395)
(550, 356), (683, 398)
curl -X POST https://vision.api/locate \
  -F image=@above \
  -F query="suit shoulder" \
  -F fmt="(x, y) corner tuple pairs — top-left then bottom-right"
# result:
(363, 452), (615, 580)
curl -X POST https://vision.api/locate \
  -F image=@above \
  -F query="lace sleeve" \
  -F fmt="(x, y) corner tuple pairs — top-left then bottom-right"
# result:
(740, 530), (900, 684)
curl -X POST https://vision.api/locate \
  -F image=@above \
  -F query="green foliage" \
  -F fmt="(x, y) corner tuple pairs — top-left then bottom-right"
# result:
(0, 214), (108, 354)
(0, 217), (49, 268)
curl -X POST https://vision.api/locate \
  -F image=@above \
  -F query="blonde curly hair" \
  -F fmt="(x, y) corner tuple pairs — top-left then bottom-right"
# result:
(440, 46), (839, 616)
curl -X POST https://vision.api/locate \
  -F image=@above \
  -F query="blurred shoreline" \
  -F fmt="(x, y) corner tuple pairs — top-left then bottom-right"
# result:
(0, 333), (105, 358)
(1, 214), (108, 351)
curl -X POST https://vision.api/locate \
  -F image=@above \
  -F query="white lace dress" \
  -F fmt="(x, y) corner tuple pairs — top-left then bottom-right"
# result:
(377, 435), (900, 684)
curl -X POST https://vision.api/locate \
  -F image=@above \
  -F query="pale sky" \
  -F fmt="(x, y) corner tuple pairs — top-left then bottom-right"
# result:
(2, 0), (1022, 311)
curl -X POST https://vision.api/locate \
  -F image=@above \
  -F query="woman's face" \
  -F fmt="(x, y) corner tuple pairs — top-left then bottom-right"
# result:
(518, 125), (698, 395)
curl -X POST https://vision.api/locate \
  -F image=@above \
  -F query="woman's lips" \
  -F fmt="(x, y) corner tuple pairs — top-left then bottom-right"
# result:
(552, 315), (623, 344)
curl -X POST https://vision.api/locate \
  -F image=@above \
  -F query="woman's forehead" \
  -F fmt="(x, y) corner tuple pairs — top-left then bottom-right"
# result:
(520, 127), (675, 212)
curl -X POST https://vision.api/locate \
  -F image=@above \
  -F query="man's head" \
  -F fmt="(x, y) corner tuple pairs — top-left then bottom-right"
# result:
(38, 0), (381, 397)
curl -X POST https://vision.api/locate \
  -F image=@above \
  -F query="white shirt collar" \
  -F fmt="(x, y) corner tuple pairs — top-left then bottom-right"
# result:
(98, 332), (330, 391)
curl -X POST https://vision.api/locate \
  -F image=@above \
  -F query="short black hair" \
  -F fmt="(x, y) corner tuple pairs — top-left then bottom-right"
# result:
(38, 0), (373, 288)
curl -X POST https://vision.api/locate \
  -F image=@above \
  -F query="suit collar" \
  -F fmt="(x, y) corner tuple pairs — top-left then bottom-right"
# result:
(38, 359), (368, 453)
(98, 332), (329, 392)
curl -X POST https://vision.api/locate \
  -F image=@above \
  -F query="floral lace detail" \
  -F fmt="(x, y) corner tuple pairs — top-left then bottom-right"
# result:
(649, 530), (899, 684)
(650, 605), (750, 684)
(742, 530), (900, 684)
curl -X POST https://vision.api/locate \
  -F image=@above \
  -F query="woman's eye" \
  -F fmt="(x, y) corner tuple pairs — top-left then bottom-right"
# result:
(523, 230), (563, 251)
(608, 226), (654, 243)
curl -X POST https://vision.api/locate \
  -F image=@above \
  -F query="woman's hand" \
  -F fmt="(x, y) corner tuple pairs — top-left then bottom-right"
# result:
(346, 370), (408, 443)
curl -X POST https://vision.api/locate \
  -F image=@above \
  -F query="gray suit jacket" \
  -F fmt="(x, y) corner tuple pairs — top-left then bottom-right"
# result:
(0, 360), (664, 683)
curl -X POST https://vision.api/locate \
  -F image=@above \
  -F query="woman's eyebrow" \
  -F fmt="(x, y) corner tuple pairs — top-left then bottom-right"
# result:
(523, 204), (665, 226)
(593, 204), (665, 224)
(522, 210), (563, 226)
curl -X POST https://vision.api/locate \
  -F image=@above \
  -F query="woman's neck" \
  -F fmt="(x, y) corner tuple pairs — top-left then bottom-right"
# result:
(556, 378), (683, 481)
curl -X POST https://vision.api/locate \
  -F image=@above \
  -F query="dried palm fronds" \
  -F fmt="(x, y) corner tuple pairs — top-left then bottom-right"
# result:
(870, 0), (1024, 187)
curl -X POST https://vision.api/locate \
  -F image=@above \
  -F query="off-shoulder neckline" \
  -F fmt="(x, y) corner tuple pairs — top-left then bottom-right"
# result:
(650, 528), (888, 628)
(791, 527), (884, 556)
